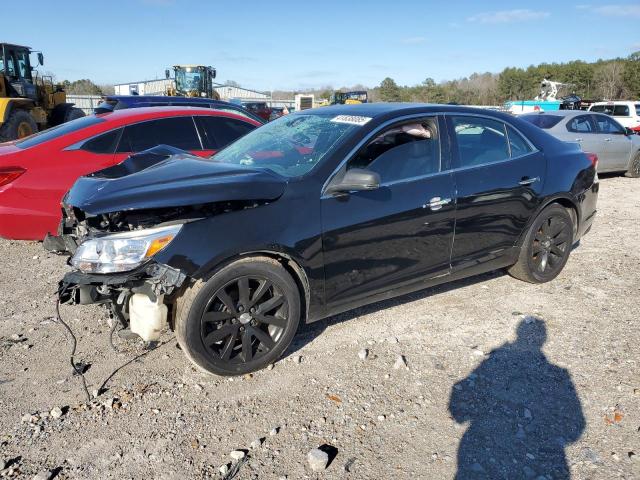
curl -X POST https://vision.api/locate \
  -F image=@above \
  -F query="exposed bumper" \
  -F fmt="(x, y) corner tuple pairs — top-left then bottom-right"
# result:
(576, 180), (599, 241)
(59, 261), (187, 306)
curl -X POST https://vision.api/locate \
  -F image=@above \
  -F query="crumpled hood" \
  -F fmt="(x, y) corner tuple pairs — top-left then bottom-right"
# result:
(65, 145), (287, 215)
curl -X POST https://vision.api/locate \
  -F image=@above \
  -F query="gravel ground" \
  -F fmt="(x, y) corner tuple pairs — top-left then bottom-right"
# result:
(0, 175), (638, 479)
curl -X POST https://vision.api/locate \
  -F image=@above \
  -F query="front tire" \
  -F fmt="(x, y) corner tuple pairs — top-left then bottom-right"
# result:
(625, 152), (640, 178)
(175, 257), (301, 376)
(508, 204), (574, 283)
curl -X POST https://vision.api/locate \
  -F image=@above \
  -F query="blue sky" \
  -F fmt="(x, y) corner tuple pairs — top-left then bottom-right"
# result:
(3, 1), (639, 91)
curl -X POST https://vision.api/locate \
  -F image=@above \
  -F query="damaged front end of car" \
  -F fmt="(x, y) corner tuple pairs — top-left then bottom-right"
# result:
(47, 145), (287, 342)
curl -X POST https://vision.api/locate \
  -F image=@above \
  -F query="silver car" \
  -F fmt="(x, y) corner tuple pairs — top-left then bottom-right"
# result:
(520, 110), (640, 176)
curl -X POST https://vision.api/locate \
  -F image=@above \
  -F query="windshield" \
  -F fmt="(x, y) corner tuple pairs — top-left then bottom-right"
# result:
(175, 68), (202, 93)
(520, 114), (563, 129)
(15, 115), (104, 148)
(211, 113), (362, 177)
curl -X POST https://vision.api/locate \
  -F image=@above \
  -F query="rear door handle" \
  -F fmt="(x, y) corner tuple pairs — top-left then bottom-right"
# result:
(519, 176), (540, 186)
(424, 196), (452, 210)
(575, 138), (583, 142)
(604, 138), (612, 142)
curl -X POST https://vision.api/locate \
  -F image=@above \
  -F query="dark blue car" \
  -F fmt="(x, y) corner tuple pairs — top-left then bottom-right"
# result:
(95, 95), (265, 124)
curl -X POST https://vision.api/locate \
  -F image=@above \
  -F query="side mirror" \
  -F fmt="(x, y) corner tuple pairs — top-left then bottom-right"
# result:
(625, 127), (634, 136)
(165, 69), (170, 79)
(326, 168), (380, 195)
(37, 53), (44, 66)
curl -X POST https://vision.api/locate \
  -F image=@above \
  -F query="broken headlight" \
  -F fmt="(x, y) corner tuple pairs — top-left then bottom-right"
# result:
(70, 225), (182, 274)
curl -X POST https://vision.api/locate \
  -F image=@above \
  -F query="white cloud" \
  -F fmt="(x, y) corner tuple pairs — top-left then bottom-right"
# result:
(400, 36), (427, 45)
(467, 9), (550, 24)
(585, 4), (640, 17)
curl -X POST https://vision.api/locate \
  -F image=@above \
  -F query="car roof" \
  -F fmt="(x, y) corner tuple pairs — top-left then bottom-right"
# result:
(95, 106), (257, 124)
(590, 100), (638, 105)
(294, 102), (511, 118)
(520, 110), (590, 118)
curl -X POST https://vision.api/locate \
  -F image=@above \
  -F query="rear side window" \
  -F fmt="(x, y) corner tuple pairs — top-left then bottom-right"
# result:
(117, 117), (202, 153)
(195, 116), (256, 150)
(567, 116), (595, 133)
(451, 116), (510, 167)
(16, 116), (105, 149)
(636, 104), (640, 116)
(520, 114), (563, 129)
(613, 105), (630, 116)
(81, 129), (121, 154)
(506, 126), (533, 157)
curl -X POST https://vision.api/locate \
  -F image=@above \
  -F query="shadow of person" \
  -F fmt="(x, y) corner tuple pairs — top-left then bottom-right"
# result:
(449, 318), (585, 479)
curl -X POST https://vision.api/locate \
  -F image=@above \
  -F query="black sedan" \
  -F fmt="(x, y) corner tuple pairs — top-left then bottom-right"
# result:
(52, 104), (599, 375)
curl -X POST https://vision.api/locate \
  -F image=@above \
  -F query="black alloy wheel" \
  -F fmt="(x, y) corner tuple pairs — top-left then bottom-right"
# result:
(529, 215), (572, 276)
(175, 257), (301, 375)
(201, 276), (288, 365)
(508, 204), (574, 283)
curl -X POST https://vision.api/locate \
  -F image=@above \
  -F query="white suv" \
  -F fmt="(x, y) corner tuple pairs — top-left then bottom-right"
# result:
(588, 101), (640, 133)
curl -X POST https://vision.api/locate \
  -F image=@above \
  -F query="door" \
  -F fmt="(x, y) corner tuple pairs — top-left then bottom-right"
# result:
(591, 114), (633, 171)
(321, 115), (455, 307)
(448, 115), (546, 271)
(563, 114), (601, 159)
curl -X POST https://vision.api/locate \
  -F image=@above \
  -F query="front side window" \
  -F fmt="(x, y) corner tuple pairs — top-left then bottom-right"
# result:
(15, 50), (31, 80)
(567, 116), (595, 133)
(635, 104), (640, 116)
(212, 113), (359, 178)
(593, 115), (625, 134)
(451, 116), (510, 167)
(117, 117), (202, 153)
(195, 116), (255, 150)
(613, 105), (630, 117)
(348, 117), (441, 183)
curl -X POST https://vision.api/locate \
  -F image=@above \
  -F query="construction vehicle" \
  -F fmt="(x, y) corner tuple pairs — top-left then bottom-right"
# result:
(330, 90), (368, 105)
(165, 65), (220, 100)
(0, 43), (84, 142)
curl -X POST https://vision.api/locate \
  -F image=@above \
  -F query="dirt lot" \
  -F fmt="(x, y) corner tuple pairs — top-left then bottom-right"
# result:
(0, 175), (638, 479)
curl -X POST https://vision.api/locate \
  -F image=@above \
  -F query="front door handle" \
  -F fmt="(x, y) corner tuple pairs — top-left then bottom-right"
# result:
(604, 138), (612, 142)
(519, 176), (540, 186)
(575, 138), (583, 142)
(424, 196), (452, 211)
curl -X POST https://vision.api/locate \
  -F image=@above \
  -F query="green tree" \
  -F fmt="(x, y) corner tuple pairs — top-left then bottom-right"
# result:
(622, 52), (640, 98)
(379, 77), (402, 102)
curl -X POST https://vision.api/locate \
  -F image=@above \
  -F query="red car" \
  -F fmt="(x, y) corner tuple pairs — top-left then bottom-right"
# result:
(0, 107), (260, 240)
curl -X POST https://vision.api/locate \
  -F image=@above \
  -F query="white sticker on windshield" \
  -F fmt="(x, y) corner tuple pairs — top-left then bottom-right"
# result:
(330, 115), (372, 126)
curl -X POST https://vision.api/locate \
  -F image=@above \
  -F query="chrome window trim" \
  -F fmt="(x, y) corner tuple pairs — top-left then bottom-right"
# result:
(321, 113), (444, 196)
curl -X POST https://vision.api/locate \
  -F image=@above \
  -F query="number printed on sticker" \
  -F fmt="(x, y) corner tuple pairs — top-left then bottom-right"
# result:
(330, 115), (372, 126)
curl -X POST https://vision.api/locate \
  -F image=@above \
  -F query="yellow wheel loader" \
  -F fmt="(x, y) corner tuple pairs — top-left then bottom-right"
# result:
(165, 65), (221, 100)
(0, 43), (84, 142)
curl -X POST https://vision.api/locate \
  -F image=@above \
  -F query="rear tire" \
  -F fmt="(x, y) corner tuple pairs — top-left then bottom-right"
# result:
(175, 257), (301, 376)
(0, 109), (37, 142)
(625, 152), (640, 178)
(64, 107), (85, 123)
(508, 204), (574, 283)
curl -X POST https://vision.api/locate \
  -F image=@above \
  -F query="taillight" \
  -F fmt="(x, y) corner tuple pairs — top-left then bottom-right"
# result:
(584, 152), (598, 169)
(0, 167), (26, 187)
